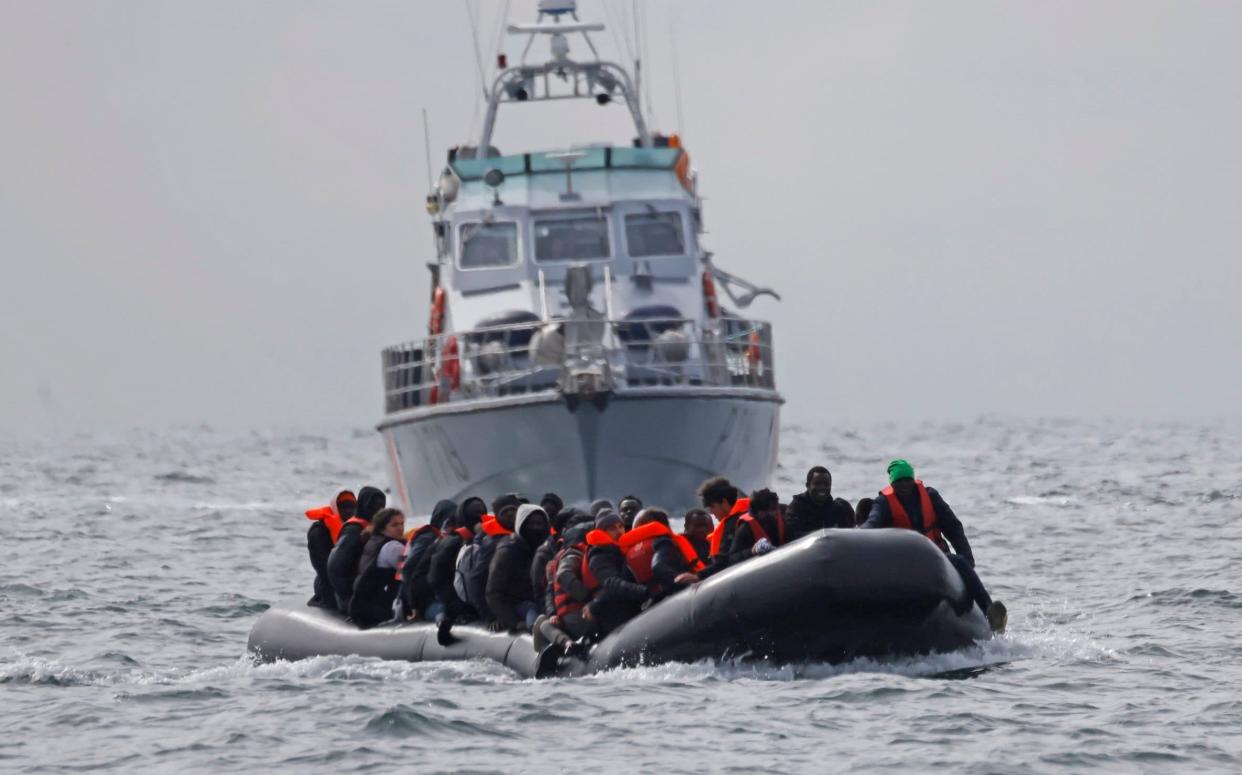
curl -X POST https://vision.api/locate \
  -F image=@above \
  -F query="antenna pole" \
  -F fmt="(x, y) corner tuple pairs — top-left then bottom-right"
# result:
(422, 108), (433, 189)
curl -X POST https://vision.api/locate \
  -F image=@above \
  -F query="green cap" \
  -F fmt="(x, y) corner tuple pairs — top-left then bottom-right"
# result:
(887, 459), (915, 483)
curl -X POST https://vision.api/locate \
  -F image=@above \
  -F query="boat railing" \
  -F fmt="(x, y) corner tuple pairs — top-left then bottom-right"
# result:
(381, 316), (776, 413)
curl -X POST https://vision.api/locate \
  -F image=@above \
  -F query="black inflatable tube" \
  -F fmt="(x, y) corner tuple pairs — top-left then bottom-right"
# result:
(248, 529), (991, 677)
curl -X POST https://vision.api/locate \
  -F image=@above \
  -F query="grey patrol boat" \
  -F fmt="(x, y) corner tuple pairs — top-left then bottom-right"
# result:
(379, 1), (782, 514)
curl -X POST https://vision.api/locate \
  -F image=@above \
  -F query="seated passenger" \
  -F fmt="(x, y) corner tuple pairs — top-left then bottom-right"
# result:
(348, 508), (406, 629)
(427, 496), (486, 629)
(863, 460), (1007, 632)
(620, 508), (705, 599)
(326, 485), (385, 611)
(458, 493), (525, 624)
(534, 520), (596, 653)
(697, 476), (750, 565)
(680, 508), (713, 565)
(485, 504), (552, 632)
(530, 495), (569, 617)
(396, 498), (456, 621)
(589, 498), (614, 518)
(785, 466), (855, 540)
(727, 488), (785, 564)
(854, 497), (874, 527)
(584, 511), (650, 637)
(617, 495), (643, 531)
(305, 489), (354, 609)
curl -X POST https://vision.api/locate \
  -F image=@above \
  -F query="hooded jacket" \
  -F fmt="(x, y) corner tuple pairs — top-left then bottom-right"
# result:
(485, 505), (551, 631)
(427, 497), (486, 616)
(784, 491), (855, 540)
(349, 532), (400, 628)
(306, 491), (351, 609)
(398, 499), (456, 615)
(325, 486), (386, 609)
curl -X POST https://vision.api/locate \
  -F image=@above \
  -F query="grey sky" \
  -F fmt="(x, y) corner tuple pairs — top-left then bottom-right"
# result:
(2, 1), (1239, 435)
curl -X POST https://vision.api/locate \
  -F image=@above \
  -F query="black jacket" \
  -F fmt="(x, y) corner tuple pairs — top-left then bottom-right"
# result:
(461, 533), (505, 622)
(307, 520), (336, 608)
(785, 492), (855, 540)
(586, 543), (649, 636)
(398, 527), (442, 615)
(485, 505), (550, 631)
(531, 537), (560, 616)
(427, 530), (473, 616)
(650, 536), (697, 599)
(726, 513), (786, 565)
(326, 520), (367, 610)
(863, 486), (974, 566)
(349, 533), (399, 628)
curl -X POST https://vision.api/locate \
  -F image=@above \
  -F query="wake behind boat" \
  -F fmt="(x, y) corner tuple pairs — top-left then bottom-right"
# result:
(249, 529), (992, 678)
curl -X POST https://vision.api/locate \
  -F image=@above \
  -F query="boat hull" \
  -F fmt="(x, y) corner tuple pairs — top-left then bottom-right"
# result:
(378, 387), (781, 515)
(248, 530), (991, 678)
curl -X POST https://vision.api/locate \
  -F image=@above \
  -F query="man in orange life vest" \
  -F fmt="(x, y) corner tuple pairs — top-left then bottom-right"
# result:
(305, 490), (355, 609)
(863, 459), (1007, 632)
(727, 488), (785, 565)
(620, 508), (706, 600)
(698, 476), (751, 569)
(583, 510), (650, 637)
(681, 508), (714, 565)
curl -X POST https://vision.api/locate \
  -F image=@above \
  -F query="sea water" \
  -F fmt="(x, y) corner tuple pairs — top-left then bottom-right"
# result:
(2, 418), (1240, 773)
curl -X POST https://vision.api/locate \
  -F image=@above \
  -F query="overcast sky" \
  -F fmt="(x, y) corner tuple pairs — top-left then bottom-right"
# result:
(2, 1), (1239, 436)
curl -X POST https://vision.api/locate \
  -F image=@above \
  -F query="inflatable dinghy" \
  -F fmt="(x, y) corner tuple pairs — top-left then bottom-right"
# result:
(248, 529), (992, 678)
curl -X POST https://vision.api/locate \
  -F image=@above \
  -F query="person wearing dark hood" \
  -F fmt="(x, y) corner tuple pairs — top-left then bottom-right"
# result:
(458, 493), (526, 625)
(531, 503), (577, 617)
(428, 496), (485, 627)
(621, 508), (705, 600)
(727, 488), (786, 565)
(396, 499), (456, 621)
(584, 511), (650, 637)
(305, 490), (355, 609)
(348, 508), (406, 629)
(486, 504), (552, 632)
(863, 459), (1007, 633)
(785, 466), (855, 540)
(681, 508), (713, 565)
(326, 486), (384, 611)
(539, 492), (564, 526)
(617, 495), (643, 531)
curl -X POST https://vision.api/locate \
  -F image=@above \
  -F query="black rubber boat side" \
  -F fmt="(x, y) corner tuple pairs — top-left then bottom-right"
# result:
(248, 529), (992, 677)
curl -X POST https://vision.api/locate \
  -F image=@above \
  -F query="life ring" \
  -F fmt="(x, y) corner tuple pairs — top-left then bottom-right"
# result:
(429, 286), (447, 336)
(702, 270), (720, 319)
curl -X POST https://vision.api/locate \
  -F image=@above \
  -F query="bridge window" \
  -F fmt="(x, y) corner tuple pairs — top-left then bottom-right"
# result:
(534, 213), (611, 262)
(625, 211), (685, 257)
(459, 221), (519, 269)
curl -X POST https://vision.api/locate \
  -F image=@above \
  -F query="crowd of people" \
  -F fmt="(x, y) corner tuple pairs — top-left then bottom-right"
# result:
(303, 460), (1007, 661)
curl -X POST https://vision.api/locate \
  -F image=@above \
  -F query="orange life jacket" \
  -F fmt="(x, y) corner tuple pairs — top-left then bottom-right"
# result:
(738, 512), (786, 547)
(453, 526), (474, 542)
(395, 524), (443, 581)
(708, 497), (751, 557)
(480, 514), (513, 537)
(305, 506), (344, 543)
(620, 521), (706, 586)
(881, 481), (946, 550)
(341, 516), (370, 532)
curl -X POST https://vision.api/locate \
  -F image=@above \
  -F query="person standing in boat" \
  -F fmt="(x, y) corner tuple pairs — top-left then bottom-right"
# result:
(784, 466), (855, 540)
(863, 460), (1007, 632)
(348, 508), (406, 629)
(304, 489), (355, 609)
